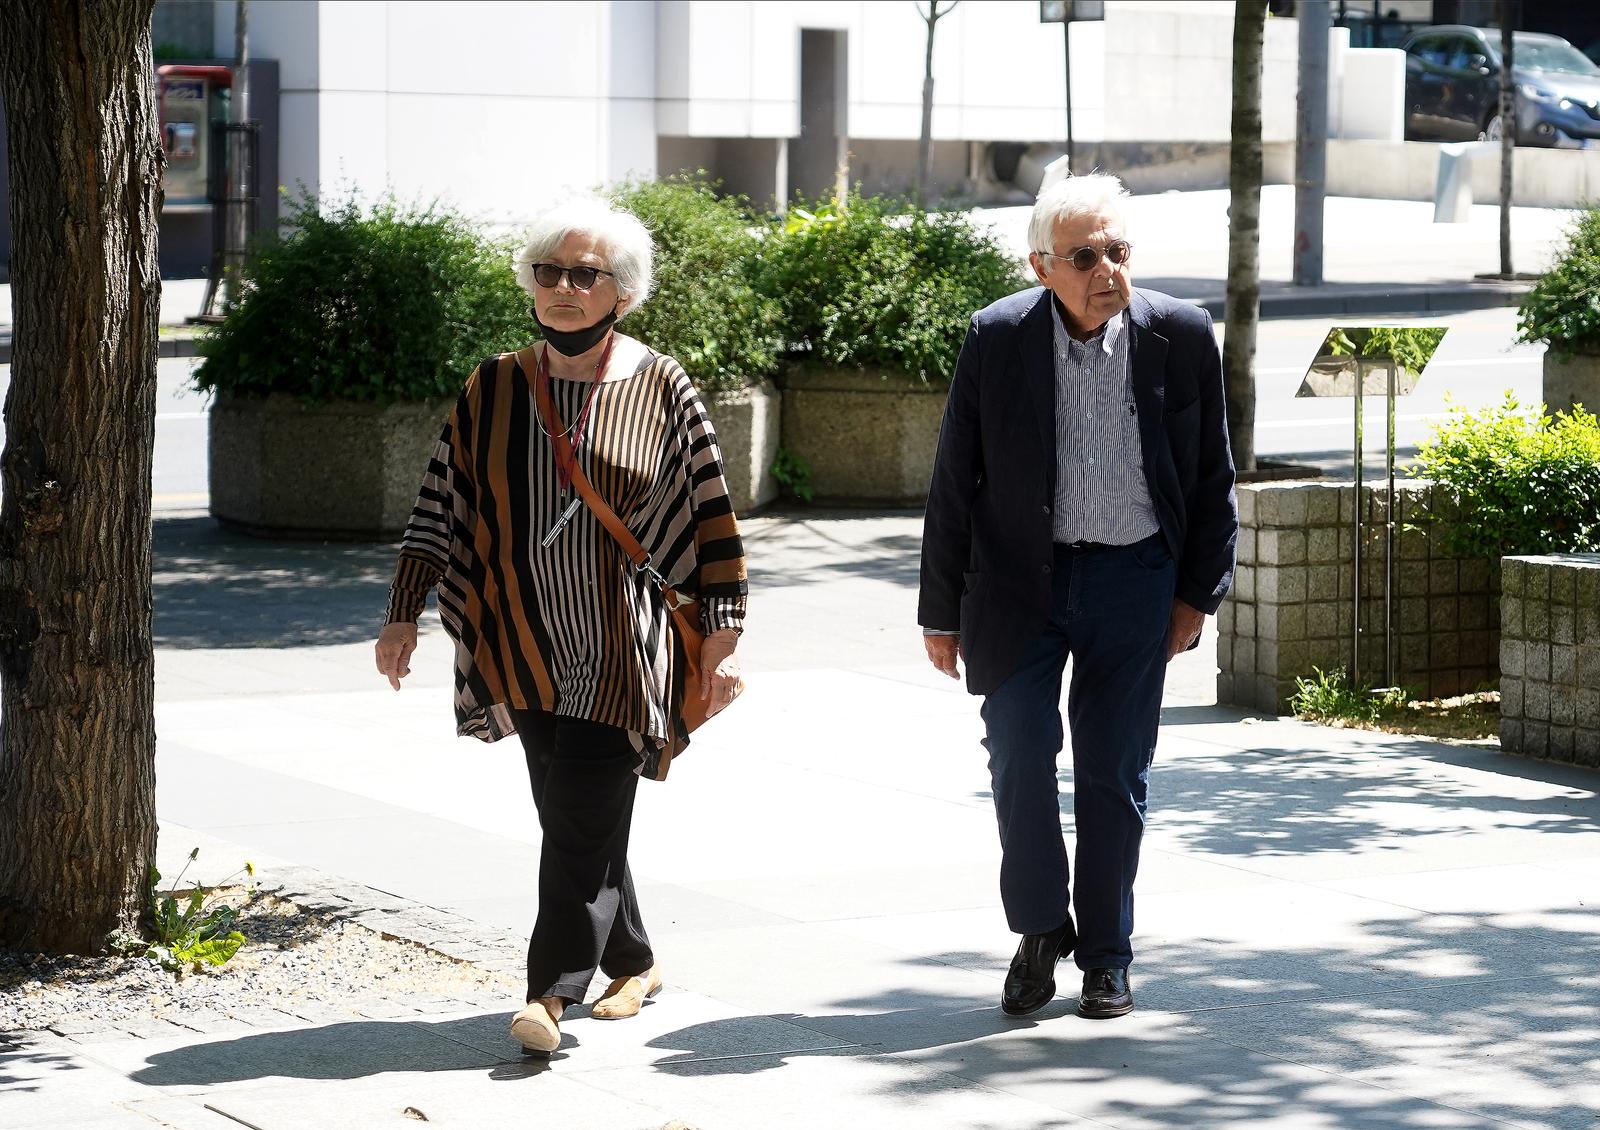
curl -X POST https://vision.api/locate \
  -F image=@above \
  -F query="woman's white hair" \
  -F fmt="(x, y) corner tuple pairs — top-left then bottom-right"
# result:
(512, 196), (654, 314)
(1027, 173), (1131, 255)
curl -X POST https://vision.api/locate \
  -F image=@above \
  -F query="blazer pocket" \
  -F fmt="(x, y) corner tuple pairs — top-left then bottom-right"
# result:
(1166, 397), (1199, 419)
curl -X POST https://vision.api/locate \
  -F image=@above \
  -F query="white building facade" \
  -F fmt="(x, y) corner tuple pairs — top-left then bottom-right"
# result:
(221, 0), (1304, 223)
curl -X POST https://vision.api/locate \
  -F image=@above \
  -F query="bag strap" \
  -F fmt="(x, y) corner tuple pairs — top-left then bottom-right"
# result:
(517, 346), (663, 583)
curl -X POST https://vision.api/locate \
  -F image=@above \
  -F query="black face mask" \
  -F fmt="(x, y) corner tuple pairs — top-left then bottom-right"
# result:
(532, 305), (619, 356)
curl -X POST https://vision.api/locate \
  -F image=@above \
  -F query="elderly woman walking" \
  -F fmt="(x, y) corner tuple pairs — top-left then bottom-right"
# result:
(374, 197), (747, 1055)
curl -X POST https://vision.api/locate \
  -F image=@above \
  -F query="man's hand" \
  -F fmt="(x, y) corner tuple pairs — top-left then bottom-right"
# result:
(924, 633), (961, 680)
(375, 622), (418, 690)
(1166, 599), (1205, 661)
(698, 629), (741, 717)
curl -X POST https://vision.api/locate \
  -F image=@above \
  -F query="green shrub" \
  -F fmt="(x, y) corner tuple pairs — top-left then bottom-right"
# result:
(1412, 393), (1600, 558)
(1517, 207), (1600, 359)
(608, 174), (783, 397)
(196, 189), (528, 403)
(764, 192), (1028, 382)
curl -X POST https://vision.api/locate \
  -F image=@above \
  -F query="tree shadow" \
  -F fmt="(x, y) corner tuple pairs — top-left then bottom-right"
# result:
(743, 510), (925, 590)
(1150, 737), (1600, 860)
(638, 906), (1600, 1128)
(153, 517), (399, 649)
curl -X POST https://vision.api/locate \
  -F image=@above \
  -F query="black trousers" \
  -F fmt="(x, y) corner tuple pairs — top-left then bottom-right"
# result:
(512, 709), (654, 1004)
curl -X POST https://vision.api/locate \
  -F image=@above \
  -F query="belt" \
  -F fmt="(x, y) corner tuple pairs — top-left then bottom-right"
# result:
(1054, 533), (1159, 553)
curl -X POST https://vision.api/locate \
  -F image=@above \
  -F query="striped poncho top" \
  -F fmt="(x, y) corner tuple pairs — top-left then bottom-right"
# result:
(385, 344), (747, 779)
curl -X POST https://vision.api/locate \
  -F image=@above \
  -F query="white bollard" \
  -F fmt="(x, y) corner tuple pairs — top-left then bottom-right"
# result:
(1433, 141), (1494, 223)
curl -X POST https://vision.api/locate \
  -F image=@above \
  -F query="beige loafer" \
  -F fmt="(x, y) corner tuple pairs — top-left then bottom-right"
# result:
(591, 963), (663, 1020)
(509, 997), (563, 1054)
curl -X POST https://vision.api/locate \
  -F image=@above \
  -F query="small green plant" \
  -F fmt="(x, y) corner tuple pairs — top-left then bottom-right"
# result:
(608, 174), (784, 397)
(1411, 392), (1600, 558)
(764, 191), (1028, 382)
(131, 849), (257, 975)
(196, 187), (529, 403)
(771, 448), (814, 503)
(1289, 666), (1410, 726)
(1517, 207), (1600, 359)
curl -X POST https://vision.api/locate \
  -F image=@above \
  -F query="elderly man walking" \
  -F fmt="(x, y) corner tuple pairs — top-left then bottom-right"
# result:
(919, 173), (1237, 1020)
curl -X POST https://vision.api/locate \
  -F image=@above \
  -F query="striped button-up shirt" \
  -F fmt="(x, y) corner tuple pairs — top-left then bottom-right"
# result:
(1052, 304), (1160, 546)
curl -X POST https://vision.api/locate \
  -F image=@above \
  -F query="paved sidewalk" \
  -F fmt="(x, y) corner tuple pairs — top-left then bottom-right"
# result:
(4, 511), (1597, 1129)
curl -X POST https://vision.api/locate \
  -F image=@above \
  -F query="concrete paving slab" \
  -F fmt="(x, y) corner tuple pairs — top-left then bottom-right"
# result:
(98, 1019), (501, 1095)
(0, 1034), (165, 1128)
(1189, 980), (1600, 1129)
(197, 1069), (673, 1130)
(578, 1050), (1092, 1130)
(888, 1014), (1516, 1130)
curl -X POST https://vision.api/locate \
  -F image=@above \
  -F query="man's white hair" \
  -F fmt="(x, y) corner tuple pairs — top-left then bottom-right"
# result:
(1027, 173), (1131, 255)
(512, 196), (654, 313)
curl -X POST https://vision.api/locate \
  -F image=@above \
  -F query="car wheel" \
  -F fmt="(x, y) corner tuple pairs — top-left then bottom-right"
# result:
(1479, 114), (1504, 143)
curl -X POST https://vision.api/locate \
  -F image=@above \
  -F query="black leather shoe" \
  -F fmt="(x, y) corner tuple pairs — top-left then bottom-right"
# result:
(1001, 918), (1076, 1016)
(1077, 967), (1133, 1019)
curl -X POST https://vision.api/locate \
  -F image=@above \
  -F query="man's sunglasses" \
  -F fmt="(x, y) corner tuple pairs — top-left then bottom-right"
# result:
(531, 263), (615, 290)
(1044, 240), (1133, 272)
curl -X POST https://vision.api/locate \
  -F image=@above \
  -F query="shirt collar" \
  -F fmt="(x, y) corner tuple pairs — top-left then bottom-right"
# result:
(1052, 298), (1124, 359)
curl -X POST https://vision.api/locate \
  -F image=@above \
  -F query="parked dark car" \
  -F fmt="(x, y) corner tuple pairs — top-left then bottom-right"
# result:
(1402, 25), (1600, 147)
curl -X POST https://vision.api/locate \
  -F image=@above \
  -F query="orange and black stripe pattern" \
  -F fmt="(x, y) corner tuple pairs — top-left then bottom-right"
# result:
(385, 347), (748, 772)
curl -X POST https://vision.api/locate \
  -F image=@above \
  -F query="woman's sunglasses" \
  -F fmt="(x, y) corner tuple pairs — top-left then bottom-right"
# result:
(531, 263), (615, 290)
(1044, 240), (1133, 272)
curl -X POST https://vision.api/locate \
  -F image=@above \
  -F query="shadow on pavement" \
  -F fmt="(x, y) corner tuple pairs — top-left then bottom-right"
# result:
(154, 516), (398, 649)
(638, 906), (1598, 1128)
(1151, 738), (1599, 860)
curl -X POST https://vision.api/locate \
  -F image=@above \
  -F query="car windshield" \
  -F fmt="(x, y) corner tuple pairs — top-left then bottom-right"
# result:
(1513, 36), (1600, 75)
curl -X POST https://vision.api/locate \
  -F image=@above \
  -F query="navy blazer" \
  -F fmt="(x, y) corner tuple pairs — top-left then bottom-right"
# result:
(918, 286), (1239, 695)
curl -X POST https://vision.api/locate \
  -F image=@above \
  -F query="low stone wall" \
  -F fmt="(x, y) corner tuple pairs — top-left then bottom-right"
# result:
(1497, 554), (1600, 768)
(210, 393), (452, 538)
(707, 379), (780, 516)
(780, 365), (947, 506)
(1218, 481), (1498, 714)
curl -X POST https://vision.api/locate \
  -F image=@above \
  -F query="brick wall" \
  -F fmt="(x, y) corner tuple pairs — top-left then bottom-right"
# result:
(1218, 481), (1499, 714)
(1497, 554), (1600, 768)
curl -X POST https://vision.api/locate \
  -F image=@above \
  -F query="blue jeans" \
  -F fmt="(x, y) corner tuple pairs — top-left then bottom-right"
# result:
(980, 535), (1176, 970)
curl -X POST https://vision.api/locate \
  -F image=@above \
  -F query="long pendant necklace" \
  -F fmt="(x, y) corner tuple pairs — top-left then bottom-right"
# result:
(538, 336), (614, 547)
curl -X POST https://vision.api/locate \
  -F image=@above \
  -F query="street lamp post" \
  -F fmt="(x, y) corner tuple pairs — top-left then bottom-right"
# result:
(1038, 1), (1104, 176)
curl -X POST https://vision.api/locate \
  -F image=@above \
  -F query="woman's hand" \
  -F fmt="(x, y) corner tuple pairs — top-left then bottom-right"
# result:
(698, 628), (741, 716)
(375, 622), (418, 690)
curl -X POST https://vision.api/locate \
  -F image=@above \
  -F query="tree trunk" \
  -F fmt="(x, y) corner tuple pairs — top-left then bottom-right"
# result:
(1223, 0), (1267, 475)
(917, 7), (937, 200)
(0, 0), (162, 954)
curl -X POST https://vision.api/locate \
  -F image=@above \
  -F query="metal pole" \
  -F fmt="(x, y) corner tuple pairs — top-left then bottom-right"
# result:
(1385, 358), (1397, 689)
(227, 0), (251, 307)
(1063, 20), (1074, 174)
(1293, 0), (1329, 286)
(1498, 0), (1514, 276)
(1352, 362), (1363, 686)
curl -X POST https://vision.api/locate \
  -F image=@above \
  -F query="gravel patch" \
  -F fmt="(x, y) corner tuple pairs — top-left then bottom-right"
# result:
(0, 890), (521, 1037)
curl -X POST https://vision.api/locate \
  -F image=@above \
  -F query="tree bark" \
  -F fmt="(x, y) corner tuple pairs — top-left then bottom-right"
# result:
(1223, 0), (1267, 475)
(0, 0), (162, 953)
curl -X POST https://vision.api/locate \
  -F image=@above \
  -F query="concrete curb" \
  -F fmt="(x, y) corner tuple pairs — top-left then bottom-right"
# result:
(1196, 282), (1529, 320)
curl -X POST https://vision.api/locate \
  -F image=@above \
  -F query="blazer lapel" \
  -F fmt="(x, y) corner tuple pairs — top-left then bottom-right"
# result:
(1128, 290), (1168, 480)
(1016, 289), (1057, 489)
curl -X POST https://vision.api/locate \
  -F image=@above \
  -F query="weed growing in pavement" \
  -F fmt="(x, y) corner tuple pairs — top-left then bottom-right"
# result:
(1290, 666), (1411, 726)
(112, 848), (258, 976)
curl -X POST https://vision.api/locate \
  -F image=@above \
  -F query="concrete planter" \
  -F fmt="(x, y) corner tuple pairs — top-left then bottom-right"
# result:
(1542, 350), (1600, 418)
(780, 365), (947, 506)
(209, 393), (452, 538)
(707, 379), (781, 516)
